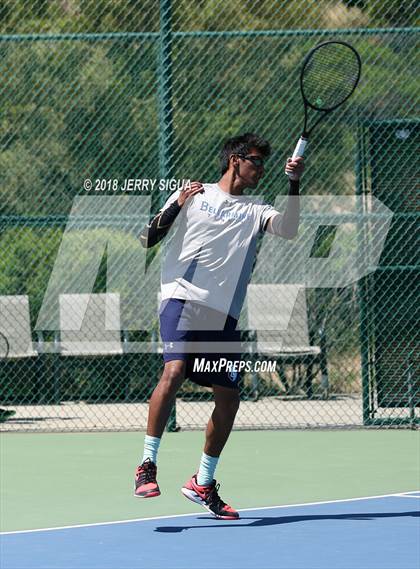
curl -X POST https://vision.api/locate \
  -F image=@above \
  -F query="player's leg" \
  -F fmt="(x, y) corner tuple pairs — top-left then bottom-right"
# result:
(147, 359), (186, 438)
(204, 384), (240, 458)
(182, 385), (240, 519)
(134, 360), (186, 498)
(135, 298), (192, 498)
(197, 384), (239, 487)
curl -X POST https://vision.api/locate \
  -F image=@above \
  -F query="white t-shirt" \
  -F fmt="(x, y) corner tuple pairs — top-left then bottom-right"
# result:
(160, 183), (278, 319)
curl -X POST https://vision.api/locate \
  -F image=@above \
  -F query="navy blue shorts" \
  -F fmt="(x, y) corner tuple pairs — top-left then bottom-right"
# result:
(159, 299), (242, 389)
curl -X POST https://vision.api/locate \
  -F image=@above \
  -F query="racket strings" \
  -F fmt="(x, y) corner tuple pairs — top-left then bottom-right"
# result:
(302, 44), (360, 110)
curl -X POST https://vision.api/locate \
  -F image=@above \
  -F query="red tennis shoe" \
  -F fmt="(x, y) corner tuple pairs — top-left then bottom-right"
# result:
(134, 458), (160, 498)
(181, 474), (239, 520)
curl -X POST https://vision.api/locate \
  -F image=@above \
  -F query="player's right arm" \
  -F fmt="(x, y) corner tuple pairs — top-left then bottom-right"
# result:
(139, 181), (204, 248)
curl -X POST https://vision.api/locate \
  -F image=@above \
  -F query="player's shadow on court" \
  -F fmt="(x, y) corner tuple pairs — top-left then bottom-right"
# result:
(154, 511), (419, 532)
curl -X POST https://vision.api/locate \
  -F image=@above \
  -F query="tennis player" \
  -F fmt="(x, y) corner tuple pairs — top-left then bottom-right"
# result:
(135, 133), (304, 519)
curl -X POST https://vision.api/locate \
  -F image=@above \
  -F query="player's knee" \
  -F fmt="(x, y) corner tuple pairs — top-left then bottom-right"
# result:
(215, 392), (240, 417)
(159, 365), (185, 395)
(231, 396), (240, 415)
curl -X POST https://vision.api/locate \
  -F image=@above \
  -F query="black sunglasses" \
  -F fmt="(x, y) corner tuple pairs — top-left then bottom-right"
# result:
(237, 154), (265, 167)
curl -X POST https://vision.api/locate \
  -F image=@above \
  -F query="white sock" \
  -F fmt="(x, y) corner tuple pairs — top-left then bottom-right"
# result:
(141, 435), (161, 465)
(197, 452), (219, 486)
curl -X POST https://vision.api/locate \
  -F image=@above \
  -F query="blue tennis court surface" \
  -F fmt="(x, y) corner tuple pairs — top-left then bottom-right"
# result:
(1, 492), (419, 569)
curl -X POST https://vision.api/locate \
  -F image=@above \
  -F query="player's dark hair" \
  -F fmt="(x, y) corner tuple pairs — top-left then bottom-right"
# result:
(219, 133), (271, 175)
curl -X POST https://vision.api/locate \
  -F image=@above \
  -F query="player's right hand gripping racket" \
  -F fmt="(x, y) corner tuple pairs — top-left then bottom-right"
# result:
(287, 40), (362, 168)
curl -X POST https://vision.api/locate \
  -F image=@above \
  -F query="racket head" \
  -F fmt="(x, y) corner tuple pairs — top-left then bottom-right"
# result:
(300, 40), (361, 112)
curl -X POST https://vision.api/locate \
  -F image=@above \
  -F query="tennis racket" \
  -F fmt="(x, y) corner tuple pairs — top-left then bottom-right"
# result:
(287, 40), (361, 169)
(0, 331), (9, 358)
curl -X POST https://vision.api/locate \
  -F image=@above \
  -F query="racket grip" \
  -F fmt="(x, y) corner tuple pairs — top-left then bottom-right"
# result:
(291, 136), (308, 159)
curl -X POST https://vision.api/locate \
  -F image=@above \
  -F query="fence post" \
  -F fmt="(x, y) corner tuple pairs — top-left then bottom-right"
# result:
(356, 124), (372, 426)
(158, 0), (175, 199)
(159, 0), (177, 432)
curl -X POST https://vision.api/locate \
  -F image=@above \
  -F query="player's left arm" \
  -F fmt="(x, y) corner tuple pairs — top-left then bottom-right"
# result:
(139, 181), (204, 248)
(265, 157), (304, 240)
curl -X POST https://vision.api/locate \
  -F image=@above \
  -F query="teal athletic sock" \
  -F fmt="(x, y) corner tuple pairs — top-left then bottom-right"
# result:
(197, 452), (219, 486)
(142, 435), (161, 465)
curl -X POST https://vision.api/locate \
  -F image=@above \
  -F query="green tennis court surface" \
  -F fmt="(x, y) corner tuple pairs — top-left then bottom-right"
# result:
(1, 430), (418, 533)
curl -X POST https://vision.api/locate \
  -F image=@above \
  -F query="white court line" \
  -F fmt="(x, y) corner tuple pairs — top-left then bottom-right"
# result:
(1, 491), (418, 536)
(394, 492), (420, 499)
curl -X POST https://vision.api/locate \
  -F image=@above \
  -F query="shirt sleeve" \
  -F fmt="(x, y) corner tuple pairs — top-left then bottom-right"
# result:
(160, 190), (181, 212)
(139, 191), (182, 248)
(259, 204), (280, 233)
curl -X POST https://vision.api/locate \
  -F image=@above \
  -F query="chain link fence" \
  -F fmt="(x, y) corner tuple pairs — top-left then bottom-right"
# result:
(0, 1), (418, 431)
